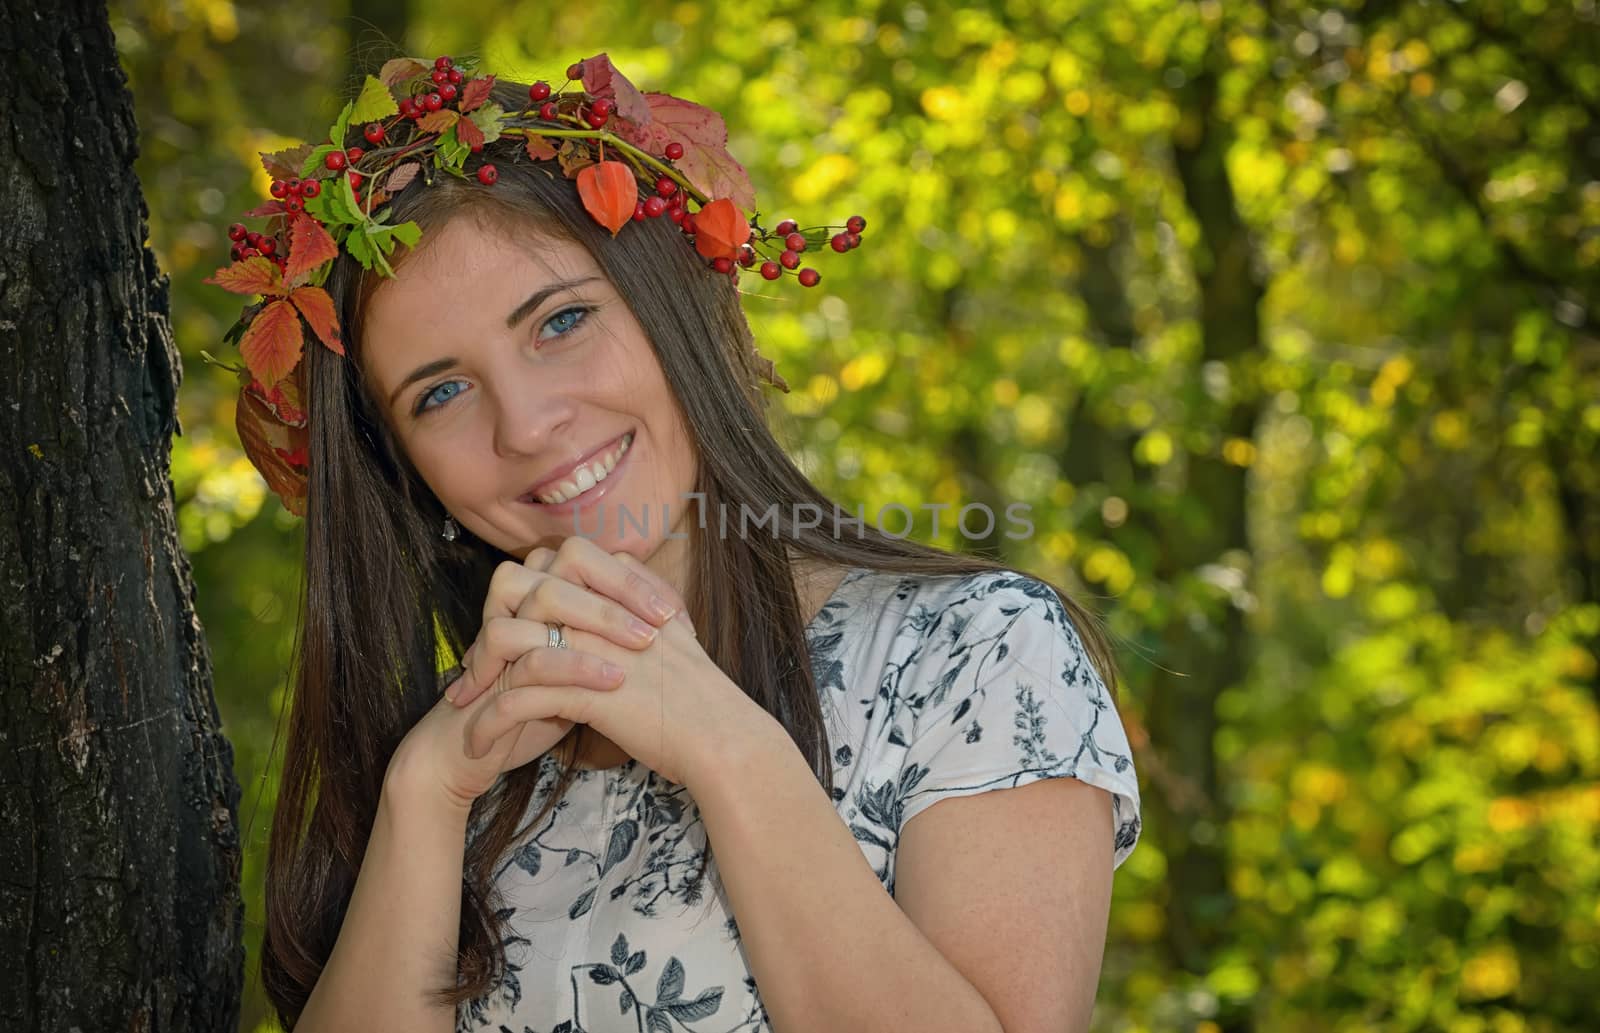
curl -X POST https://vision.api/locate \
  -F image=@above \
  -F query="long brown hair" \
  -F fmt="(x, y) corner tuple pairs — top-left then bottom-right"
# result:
(260, 74), (1121, 1027)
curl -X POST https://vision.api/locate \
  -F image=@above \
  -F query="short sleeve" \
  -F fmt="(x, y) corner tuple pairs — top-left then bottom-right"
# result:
(895, 573), (1142, 869)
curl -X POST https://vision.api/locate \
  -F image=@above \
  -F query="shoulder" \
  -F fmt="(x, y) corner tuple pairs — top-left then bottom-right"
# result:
(878, 570), (1141, 867)
(807, 565), (1099, 699)
(863, 566), (1088, 667)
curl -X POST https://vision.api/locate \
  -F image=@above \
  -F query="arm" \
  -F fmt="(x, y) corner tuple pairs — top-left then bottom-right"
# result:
(293, 759), (471, 1033)
(688, 727), (1008, 1033)
(894, 776), (1115, 1033)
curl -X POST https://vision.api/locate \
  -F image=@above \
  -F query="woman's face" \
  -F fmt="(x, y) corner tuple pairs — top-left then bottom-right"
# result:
(361, 212), (699, 577)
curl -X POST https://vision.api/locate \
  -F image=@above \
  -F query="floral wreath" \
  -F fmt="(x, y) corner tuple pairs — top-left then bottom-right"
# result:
(203, 53), (868, 516)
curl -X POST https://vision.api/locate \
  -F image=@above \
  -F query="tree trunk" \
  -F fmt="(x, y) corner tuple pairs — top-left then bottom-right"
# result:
(0, 2), (243, 1030)
(1150, 64), (1264, 1030)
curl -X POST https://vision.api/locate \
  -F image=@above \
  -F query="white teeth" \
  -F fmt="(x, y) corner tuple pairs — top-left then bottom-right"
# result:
(535, 432), (633, 504)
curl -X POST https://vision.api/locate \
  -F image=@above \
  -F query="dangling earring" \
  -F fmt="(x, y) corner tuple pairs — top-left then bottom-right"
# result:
(441, 515), (459, 542)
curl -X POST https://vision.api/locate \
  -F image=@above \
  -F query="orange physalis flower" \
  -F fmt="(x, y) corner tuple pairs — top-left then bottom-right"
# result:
(575, 160), (636, 236)
(692, 198), (750, 261)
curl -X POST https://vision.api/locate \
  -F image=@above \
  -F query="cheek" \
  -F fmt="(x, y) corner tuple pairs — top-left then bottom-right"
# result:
(652, 397), (697, 482)
(405, 428), (487, 499)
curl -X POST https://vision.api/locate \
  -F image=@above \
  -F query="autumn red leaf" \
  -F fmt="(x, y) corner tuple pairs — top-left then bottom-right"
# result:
(578, 53), (651, 124)
(245, 370), (308, 427)
(379, 57), (430, 90)
(275, 445), (310, 468)
(260, 144), (313, 182)
(416, 109), (460, 134)
(456, 116), (485, 152)
(525, 135), (558, 162)
(238, 298), (304, 389)
(289, 286), (343, 355)
(242, 200), (288, 218)
(236, 380), (309, 516)
(557, 140), (595, 177)
(204, 256), (286, 297)
(576, 160), (637, 236)
(459, 74), (495, 113)
(613, 93), (757, 213)
(692, 198), (752, 261)
(285, 214), (340, 285)
(385, 162), (423, 192)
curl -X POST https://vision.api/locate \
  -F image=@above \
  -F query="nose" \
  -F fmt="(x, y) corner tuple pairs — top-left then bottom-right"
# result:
(490, 364), (576, 458)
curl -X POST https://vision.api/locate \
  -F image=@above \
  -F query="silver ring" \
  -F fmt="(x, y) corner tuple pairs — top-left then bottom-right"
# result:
(548, 623), (567, 650)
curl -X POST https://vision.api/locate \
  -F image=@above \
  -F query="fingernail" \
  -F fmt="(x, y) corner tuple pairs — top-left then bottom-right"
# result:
(647, 594), (676, 622)
(630, 617), (658, 642)
(601, 661), (624, 682)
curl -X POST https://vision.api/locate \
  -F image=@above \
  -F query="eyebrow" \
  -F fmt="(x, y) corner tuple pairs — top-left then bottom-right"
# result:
(386, 275), (605, 410)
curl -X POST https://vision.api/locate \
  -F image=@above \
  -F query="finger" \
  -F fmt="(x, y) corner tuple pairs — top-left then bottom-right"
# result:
(504, 646), (625, 695)
(465, 684), (601, 761)
(550, 536), (684, 626)
(460, 554), (572, 707)
(512, 570), (660, 652)
(611, 551), (695, 636)
(449, 614), (554, 706)
(667, 606), (698, 641)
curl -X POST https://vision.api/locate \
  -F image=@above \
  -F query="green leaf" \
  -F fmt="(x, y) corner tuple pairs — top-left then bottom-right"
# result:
(300, 144), (338, 179)
(346, 221), (420, 278)
(333, 175), (368, 225)
(301, 188), (334, 224)
(349, 75), (398, 123)
(303, 175), (365, 228)
(467, 102), (505, 145)
(436, 125), (470, 169)
(344, 225), (387, 274)
(389, 221), (421, 248)
(329, 99), (356, 150)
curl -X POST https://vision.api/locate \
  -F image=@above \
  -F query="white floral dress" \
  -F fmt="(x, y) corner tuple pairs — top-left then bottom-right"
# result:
(457, 567), (1142, 1033)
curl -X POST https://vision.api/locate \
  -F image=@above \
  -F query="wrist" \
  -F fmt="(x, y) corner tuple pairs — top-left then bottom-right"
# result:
(686, 709), (797, 793)
(383, 748), (476, 826)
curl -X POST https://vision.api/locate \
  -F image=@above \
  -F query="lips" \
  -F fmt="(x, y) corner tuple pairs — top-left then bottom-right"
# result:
(518, 431), (634, 506)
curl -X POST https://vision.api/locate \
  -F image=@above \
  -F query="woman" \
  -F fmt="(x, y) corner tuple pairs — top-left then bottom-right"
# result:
(226, 55), (1141, 1033)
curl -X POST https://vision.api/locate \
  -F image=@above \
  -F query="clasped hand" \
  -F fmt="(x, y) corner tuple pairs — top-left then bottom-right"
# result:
(390, 537), (774, 811)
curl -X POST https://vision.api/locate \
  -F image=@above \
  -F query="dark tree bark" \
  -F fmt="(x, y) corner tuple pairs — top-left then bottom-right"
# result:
(0, 2), (243, 1030)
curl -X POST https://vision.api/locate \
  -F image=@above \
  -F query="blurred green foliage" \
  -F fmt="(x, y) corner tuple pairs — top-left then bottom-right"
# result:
(111, 1), (1599, 1030)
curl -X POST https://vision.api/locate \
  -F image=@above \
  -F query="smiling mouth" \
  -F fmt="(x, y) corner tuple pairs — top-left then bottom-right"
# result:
(520, 431), (635, 505)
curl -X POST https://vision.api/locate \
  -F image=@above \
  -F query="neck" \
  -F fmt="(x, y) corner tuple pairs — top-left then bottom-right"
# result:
(642, 508), (695, 598)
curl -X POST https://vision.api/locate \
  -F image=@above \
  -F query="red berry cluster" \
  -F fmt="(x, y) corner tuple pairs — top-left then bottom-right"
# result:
(227, 222), (285, 268)
(266, 175), (322, 214)
(519, 64), (613, 132)
(397, 55), (466, 124)
(321, 145), (369, 191)
(831, 214), (868, 251)
(613, 133), (865, 288)
(225, 53), (868, 295)
(750, 215), (866, 287)
(628, 152), (692, 223)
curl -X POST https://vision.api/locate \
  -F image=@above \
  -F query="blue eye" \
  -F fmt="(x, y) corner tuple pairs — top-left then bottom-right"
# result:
(412, 305), (594, 417)
(415, 379), (466, 415)
(540, 304), (592, 339)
